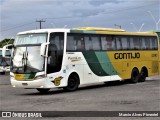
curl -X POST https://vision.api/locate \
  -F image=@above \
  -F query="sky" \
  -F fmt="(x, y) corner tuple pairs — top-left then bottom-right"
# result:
(0, 0), (160, 40)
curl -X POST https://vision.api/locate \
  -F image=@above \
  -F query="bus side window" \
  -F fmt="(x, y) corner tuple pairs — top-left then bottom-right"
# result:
(101, 36), (107, 50)
(107, 36), (114, 50)
(116, 37), (122, 50)
(141, 38), (146, 50)
(77, 38), (84, 51)
(151, 37), (158, 50)
(101, 36), (115, 50)
(145, 38), (150, 50)
(84, 36), (92, 50)
(121, 37), (128, 50)
(91, 36), (101, 50)
(130, 37), (140, 50)
(130, 37), (134, 50)
(67, 34), (84, 51)
(133, 37), (140, 50)
(67, 36), (76, 51)
(75, 35), (84, 51)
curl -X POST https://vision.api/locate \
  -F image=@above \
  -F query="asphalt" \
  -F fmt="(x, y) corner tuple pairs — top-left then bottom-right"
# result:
(0, 73), (160, 120)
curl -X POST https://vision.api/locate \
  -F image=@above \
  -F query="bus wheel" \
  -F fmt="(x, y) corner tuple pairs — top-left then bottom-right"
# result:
(64, 73), (79, 91)
(131, 68), (139, 83)
(36, 88), (50, 93)
(139, 68), (147, 82)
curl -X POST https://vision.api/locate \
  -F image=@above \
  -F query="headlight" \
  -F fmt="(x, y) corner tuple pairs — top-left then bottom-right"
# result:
(34, 74), (46, 80)
(0, 66), (5, 70)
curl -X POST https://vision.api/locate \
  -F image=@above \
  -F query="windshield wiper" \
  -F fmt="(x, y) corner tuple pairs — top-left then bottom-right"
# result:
(22, 51), (28, 72)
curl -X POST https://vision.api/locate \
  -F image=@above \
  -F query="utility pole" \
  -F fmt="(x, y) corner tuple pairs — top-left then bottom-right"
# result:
(36, 19), (46, 29)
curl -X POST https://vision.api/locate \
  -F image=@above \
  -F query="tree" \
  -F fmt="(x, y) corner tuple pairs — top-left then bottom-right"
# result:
(0, 39), (14, 48)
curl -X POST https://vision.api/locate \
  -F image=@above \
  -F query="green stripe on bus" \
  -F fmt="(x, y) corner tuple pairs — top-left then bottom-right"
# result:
(82, 51), (118, 76)
(95, 52), (118, 75)
(70, 30), (96, 34)
(82, 51), (109, 76)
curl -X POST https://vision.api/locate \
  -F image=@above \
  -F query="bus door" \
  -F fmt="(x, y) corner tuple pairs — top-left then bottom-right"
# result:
(47, 32), (64, 74)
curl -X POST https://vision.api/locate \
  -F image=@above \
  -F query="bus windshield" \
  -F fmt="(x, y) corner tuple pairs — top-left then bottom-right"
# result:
(11, 33), (47, 73)
(0, 50), (11, 66)
(12, 46), (44, 73)
(14, 33), (47, 45)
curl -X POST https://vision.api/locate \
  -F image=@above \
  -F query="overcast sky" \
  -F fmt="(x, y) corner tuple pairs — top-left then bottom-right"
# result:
(0, 0), (159, 40)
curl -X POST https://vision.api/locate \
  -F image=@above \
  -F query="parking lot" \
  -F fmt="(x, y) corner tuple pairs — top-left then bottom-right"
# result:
(0, 73), (160, 119)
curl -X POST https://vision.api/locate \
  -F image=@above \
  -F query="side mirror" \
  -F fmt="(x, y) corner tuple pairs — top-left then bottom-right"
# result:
(2, 44), (13, 58)
(40, 42), (50, 57)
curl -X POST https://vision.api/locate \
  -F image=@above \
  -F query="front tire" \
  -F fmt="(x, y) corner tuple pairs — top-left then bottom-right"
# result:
(63, 74), (79, 91)
(36, 88), (50, 93)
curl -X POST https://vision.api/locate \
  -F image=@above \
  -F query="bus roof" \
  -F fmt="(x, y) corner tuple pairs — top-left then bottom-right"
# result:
(71, 27), (157, 36)
(17, 29), (70, 35)
(72, 27), (126, 32)
(17, 27), (157, 37)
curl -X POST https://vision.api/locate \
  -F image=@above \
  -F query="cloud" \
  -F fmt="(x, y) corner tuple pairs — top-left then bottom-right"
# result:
(0, 0), (159, 40)
(89, 0), (121, 6)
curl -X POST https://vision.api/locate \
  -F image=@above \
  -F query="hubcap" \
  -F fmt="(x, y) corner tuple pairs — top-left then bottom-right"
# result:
(69, 78), (76, 88)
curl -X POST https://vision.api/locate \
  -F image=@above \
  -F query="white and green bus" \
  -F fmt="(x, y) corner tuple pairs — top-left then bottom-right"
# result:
(3, 27), (159, 93)
(0, 48), (11, 74)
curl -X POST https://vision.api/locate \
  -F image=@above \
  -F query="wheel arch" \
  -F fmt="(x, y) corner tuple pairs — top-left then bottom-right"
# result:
(67, 71), (80, 85)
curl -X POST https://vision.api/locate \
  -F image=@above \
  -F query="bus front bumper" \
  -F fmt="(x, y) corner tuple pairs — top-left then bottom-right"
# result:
(10, 77), (54, 88)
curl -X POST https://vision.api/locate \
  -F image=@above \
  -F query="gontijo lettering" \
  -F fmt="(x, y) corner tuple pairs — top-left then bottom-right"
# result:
(114, 52), (140, 59)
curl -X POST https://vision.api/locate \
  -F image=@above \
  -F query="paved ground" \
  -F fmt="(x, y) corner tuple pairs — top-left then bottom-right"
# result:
(0, 73), (160, 120)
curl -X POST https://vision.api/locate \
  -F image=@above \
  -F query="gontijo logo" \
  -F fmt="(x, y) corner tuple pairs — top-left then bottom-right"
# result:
(114, 52), (140, 59)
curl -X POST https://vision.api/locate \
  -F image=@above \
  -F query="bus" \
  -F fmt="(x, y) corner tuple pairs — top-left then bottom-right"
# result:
(154, 30), (160, 74)
(0, 48), (11, 74)
(2, 27), (159, 93)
